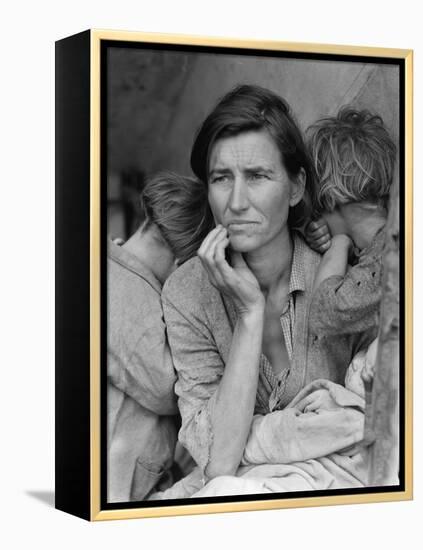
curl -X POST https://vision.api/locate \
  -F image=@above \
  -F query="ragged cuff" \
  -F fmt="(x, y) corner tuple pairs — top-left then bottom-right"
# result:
(179, 392), (218, 479)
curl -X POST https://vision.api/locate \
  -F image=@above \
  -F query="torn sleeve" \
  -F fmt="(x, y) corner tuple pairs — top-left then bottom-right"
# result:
(162, 296), (224, 474)
(309, 257), (382, 336)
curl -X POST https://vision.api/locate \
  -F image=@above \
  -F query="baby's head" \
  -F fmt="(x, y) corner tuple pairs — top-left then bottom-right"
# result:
(307, 107), (396, 215)
(345, 338), (379, 397)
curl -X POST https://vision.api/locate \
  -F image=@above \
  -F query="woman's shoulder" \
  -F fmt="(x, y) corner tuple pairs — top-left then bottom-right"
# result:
(162, 256), (217, 307)
(292, 231), (321, 273)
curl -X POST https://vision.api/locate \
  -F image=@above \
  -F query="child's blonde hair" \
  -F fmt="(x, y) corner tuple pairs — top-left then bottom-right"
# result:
(308, 107), (396, 212)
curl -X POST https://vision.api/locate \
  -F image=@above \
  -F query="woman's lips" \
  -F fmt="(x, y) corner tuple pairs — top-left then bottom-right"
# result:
(226, 221), (259, 232)
(226, 220), (258, 226)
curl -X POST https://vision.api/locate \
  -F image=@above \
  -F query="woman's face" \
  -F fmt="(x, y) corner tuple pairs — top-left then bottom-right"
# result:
(207, 129), (305, 254)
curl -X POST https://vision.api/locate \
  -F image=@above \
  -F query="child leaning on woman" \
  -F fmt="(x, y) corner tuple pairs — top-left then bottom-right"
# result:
(305, 106), (397, 388)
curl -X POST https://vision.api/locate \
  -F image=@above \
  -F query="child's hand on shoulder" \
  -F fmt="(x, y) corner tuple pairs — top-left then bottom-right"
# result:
(305, 218), (332, 254)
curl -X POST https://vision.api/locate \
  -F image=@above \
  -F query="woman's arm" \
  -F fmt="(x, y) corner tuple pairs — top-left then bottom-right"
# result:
(196, 226), (265, 478)
(162, 226), (265, 479)
(205, 308), (264, 478)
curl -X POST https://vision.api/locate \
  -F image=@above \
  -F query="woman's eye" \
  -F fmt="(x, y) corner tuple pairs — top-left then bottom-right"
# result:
(211, 175), (228, 184)
(251, 173), (267, 181)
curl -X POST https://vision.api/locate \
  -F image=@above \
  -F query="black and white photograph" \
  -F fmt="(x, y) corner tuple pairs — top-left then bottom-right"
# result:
(4, 0), (423, 542)
(104, 37), (408, 511)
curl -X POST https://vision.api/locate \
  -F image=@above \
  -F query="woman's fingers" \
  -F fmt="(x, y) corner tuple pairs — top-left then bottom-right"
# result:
(214, 236), (232, 276)
(198, 225), (263, 313)
(199, 225), (225, 267)
(208, 235), (231, 288)
(205, 227), (228, 265)
(198, 226), (230, 288)
(198, 225), (224, 257)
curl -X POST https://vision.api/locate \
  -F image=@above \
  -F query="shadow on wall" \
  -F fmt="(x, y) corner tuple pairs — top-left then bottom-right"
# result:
(107, 46), (399, 191)
(26, 490), (55, 508)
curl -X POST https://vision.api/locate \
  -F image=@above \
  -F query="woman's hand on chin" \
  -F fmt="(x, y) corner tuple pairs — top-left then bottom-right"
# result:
(198, 225), (265, 317)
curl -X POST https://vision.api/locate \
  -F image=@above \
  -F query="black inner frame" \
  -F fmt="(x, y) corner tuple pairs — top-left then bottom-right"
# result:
(100, 39), (406, 511)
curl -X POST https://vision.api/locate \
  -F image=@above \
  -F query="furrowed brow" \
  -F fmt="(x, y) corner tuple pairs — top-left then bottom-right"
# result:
(208, 167), (232, 178)
(245, 166), (274, 174)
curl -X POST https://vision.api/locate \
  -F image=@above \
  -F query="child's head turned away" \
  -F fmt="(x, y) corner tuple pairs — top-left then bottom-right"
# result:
(308, 107), (397, 214)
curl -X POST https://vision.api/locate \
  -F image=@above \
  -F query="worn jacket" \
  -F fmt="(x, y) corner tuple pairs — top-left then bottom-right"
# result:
(309, 228), (386, 336)
(107, 240), (178, 502)
(162, 233), (376, 474)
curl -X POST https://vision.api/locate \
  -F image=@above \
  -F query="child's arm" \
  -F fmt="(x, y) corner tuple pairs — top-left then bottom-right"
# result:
(309, 232), (384, 337)
(312, 234), (353, 292)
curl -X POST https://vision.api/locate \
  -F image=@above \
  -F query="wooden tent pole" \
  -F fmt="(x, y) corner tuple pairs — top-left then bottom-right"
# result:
(365, 169), (400, 486)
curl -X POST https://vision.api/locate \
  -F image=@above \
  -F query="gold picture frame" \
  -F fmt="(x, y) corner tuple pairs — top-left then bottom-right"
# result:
(55, 29), (413, 521)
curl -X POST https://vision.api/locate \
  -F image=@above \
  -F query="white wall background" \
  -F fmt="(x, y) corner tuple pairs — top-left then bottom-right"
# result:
(1, 0), (420, 548)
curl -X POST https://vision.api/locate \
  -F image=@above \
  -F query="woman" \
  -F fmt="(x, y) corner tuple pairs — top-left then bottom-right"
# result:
(162, 85), (377, 488)
(107, 171), (212, 502)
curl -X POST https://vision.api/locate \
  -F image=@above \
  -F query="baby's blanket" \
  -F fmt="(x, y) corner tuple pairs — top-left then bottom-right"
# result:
(153, 379), (372, 500)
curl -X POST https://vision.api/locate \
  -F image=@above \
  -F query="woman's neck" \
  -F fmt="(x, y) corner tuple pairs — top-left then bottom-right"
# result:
(244, 228), (293, 295)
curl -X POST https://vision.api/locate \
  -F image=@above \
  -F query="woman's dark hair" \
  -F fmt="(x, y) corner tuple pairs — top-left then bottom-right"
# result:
(140, 171), (213, 264)
(190, 84), (317, 228)
(307, 106), (397, 212)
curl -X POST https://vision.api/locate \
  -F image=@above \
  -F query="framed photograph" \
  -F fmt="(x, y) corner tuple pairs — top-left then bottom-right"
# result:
(55, 29), (413, 521)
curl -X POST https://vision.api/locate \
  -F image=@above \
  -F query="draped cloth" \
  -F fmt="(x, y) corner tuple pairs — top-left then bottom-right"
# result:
(151, 378), (376, 500)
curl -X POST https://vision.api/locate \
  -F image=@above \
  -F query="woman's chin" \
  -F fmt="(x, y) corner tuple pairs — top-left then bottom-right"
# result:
(229, 235), (259, 254)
